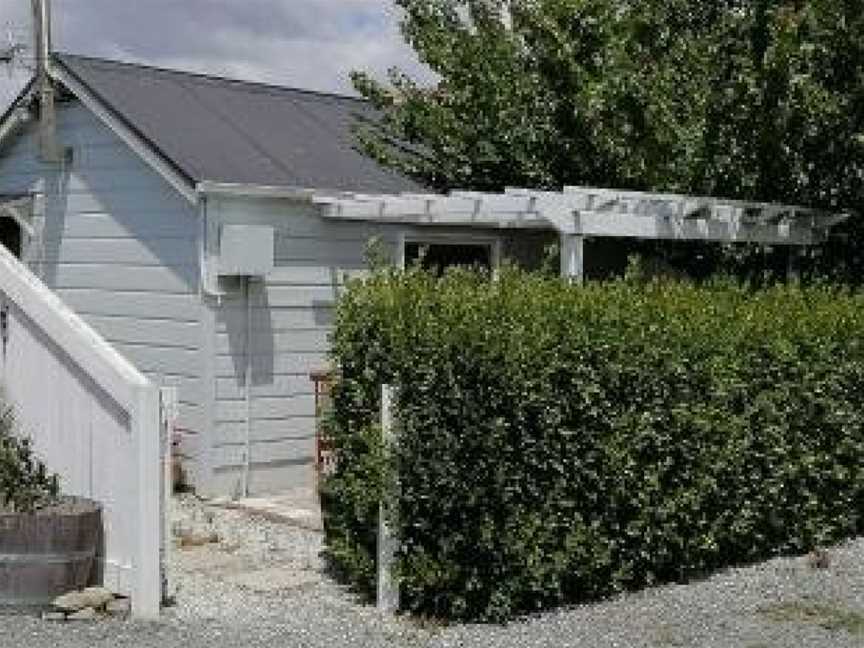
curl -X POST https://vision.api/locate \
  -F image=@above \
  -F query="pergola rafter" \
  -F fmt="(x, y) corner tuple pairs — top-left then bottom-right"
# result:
(312, 185), (850, 281)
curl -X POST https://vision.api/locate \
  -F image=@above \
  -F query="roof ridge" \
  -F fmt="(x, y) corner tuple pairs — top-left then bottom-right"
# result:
(54, 52), (369, 104)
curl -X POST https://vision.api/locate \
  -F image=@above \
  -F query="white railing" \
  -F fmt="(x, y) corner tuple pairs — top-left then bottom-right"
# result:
(0, 244), (162, 619)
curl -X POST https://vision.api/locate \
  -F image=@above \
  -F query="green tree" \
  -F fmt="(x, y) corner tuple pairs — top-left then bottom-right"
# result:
(353, 1), (864, 277)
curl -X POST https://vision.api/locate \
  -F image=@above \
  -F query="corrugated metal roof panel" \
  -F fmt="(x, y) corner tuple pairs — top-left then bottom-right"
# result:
(56, 53), (420, 194)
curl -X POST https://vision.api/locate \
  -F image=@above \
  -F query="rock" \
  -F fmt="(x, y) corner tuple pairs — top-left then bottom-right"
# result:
(41, 611), (66, 622)
(81, 586), (115, 609)
(52, 586), (115, 612)
(67, 607), (98, 621)
(807, 547), (830, 569)
(178, 530), (220, 548)
(105, 597), (131, 617)
(52, 591), (91, 613)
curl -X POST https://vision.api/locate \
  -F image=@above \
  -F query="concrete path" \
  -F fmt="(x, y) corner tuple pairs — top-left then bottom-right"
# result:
(208, 486), (323, 531)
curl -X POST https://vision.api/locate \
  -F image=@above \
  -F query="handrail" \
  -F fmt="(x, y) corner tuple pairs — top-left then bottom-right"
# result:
(0, 244), (149, 411)
(0, 243), (162, 619)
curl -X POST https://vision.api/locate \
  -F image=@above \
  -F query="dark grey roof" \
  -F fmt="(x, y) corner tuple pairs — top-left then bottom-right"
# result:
(55, 53), (420, 194)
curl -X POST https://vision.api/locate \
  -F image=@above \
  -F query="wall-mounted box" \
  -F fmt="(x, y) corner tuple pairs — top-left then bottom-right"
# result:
(218, 225), (274, 276)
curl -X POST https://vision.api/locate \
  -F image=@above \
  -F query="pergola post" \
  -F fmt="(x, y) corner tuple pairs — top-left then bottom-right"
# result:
(787, 247), (802, 283)
(560, 233), (584, 283)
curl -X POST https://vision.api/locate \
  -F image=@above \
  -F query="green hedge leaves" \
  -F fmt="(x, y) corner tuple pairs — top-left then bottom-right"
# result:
(321, 269), (864, 621)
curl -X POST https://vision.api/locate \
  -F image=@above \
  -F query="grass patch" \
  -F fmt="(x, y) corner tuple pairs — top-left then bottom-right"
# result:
(758, 601), (864, 636)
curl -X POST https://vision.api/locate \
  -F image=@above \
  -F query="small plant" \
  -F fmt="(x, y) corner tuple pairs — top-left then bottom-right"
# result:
(0, 405), (60, 513)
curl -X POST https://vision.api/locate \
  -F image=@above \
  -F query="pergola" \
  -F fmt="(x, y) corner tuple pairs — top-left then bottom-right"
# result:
(313, 186), (849, 281)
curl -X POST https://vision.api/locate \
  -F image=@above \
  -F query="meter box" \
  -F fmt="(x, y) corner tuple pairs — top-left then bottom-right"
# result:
(218, 225), (274, 276)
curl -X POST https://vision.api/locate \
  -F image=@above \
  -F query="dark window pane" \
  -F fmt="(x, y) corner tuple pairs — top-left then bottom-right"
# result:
(0, 218), (21, 258)
(405, 242), (491, 275)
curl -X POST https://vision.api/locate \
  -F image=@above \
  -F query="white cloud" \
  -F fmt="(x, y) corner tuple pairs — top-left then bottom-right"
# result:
(0, 0), (432, 111)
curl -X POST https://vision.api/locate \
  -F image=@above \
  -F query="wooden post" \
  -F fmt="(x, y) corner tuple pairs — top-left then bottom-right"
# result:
(560, 233), (585, 283)
(377, 384), (399, 613)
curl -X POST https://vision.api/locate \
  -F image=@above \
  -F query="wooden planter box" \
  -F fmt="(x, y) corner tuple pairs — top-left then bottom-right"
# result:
(0, 497), (101, 606)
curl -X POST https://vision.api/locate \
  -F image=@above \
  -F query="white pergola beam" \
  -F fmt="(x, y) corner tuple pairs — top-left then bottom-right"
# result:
(320, 206), (546, 228)
(316, 186), (845, 247)
(573, 211), (824, 245)
(564, 185), (837, 222)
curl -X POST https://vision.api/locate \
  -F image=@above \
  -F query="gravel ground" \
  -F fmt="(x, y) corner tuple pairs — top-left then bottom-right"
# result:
(1, 494), (863, 647)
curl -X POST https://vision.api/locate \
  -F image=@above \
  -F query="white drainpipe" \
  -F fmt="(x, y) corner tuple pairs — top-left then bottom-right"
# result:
(242, 276), (253, 498)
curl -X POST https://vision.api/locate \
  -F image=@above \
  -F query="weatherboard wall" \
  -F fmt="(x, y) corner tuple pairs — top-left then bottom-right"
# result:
(0, 102), (206, 485)
(207, 194), (549, 495)
(0, 99), (549, 498)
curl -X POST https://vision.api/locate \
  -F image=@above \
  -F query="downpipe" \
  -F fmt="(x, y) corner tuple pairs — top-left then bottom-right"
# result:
(242, 276), (253, 498)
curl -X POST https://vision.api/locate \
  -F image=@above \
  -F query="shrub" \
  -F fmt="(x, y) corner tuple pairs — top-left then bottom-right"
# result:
(0, 405), (60, 512)
(321, 268), (864, 621)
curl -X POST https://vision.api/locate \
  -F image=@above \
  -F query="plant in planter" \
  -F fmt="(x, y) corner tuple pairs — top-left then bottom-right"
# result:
(0, 406), (59, 513)
(0, 403), (103, 607)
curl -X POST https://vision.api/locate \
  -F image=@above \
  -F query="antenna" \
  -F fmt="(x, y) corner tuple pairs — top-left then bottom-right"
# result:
(0, 23), (27, 66)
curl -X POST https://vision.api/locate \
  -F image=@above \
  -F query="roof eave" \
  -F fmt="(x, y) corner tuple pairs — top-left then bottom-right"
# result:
(197, 181), (316, 201)
(196, 180), (358, 202)
(0, 80), (36, 152)
(50, 56), (199, 205)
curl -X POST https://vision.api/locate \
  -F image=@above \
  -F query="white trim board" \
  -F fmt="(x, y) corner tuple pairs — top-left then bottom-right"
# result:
(0, 106), (33, 153)
(0, 243), (149, 412)
(51, 64), (198, 206)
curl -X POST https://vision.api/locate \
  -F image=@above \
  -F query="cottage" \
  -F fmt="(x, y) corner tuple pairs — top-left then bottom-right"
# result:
(0, 52), (845, 497)
(0, 53), (559, 496)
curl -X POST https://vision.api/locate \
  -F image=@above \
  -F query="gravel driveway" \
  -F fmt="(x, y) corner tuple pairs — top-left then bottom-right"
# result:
(1, 494), (863, 647)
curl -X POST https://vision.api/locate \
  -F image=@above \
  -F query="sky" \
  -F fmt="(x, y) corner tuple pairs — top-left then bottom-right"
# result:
(0, 0), (432, 111)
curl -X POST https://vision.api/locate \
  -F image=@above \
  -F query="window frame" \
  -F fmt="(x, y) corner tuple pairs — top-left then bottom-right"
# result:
(397, 232), (502, 274)
(0, 194), (37, 262)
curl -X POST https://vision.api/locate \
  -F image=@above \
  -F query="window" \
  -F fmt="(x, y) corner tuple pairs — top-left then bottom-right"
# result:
(0, 217), (21, 258)
(403, 238), (499, 275)
(0, 196), (33, 260)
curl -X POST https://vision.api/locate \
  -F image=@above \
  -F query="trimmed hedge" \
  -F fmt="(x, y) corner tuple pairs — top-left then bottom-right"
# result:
(321, 268), (864, 621)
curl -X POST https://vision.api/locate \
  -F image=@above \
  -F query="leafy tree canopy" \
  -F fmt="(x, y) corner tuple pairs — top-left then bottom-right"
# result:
(353, 0), (864, 214)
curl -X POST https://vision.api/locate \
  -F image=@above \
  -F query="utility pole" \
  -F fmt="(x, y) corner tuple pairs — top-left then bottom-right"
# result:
(31, 0), (60, 162)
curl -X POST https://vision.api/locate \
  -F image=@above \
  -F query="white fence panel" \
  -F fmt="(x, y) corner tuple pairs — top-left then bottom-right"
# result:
(0, 245), (161, 619)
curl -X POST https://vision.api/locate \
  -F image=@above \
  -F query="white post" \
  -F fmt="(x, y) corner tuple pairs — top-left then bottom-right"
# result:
(159, 386), (178, 605)
(242, 276), (253, 498)
(377, 384), (399, 613)
(560, 233), (585, 283)
(132, 383), (162, 619)
(787, 247), (801, 283)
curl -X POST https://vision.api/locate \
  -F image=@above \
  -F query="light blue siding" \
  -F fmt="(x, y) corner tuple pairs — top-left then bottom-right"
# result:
(207, 195), (546, 495)
(0, 102), (206, 486)
(0, 100), (550, 498)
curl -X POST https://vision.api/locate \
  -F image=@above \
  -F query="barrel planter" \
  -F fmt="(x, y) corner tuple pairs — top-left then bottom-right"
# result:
(0, 497), (101, 606)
